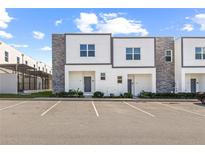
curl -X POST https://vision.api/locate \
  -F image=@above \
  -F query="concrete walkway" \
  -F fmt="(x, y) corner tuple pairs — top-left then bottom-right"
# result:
(0, 97), (199, 102)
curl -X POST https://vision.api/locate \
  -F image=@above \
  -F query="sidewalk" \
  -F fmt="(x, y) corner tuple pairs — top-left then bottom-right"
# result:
(0, 97), (199, 102)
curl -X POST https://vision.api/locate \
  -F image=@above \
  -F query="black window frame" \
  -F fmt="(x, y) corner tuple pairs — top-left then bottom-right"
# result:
(195, 47), (205, 60)
(117, 76), (122, 84)
(4, 51), (9, 62)
(80, 44), (95, 57)
(165, 50), (172, 62)
(17, 56), (20, 64)
(126, 47), (141, 60)
(100, 73), (106, 80)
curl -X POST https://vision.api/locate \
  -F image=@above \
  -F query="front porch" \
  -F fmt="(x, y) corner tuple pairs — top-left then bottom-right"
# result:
(183, 73), (205, 93)
(128, 74), (155, 96)
(68, 71), (95, 96)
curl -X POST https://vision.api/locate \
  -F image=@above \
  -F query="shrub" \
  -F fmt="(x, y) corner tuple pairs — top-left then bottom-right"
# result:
(138, 91), (197, 99)
(123, 92), (133, 98)
(55, 92), (68, 97)
(55, 89), (84, 97)
(93, 91), (104, 98)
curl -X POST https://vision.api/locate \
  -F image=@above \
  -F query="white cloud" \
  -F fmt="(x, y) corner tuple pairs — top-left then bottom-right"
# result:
(75, 13), (98, 32)
(55, 19), (63, 26)
(33, 31), (45, 39)
(74, 12), (148, 36)
(40, 46), (51, 51)
(0, 31), (13, 39)
(0, 8), (13, 29)
(191, 14), (205, 31)
(181, 24), (194, 32)
(10, 44), (28, 48)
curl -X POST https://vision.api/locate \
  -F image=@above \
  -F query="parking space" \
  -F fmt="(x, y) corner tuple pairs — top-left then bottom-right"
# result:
(0, 100), (205, 144)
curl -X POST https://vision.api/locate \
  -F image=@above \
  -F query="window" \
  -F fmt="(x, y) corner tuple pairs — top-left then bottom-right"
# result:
(126, 48), (141, 60)
(17, 57), (20, 64)
(5, 51), (8, 62)
(25, 61), (28, 65)
(33, 64), (35, 68)
(117, 76), (122, 84)
(134, 48), (141, 60)
(195, 47), (205, 60)
(100, 73), (106, 80)
(126, 48), (132, 60)
(165, 50), (172, 62)
(80, 44), (87, 57)
(80, 44), (95, 57)
(88, 44), (95, 57)
(38, 67), (40, 71)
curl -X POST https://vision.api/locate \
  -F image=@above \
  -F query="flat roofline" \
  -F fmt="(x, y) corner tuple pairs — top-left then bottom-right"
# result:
(181, 37), (205, 38)
(65, 33), (112, 36)
(0, 41), (52, 68)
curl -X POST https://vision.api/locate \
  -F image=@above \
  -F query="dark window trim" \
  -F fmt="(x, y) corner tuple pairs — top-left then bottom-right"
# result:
(117, 76), (122, 84)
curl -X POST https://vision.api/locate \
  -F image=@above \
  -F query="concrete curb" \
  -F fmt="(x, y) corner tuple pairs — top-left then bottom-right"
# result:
(33, 98), (199, 102)
(0, 97), (199, 102)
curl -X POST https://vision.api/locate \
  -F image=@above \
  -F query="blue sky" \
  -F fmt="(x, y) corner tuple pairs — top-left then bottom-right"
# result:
(1, 8), (205, 65)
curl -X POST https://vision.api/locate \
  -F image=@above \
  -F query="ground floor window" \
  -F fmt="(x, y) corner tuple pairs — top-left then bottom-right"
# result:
(100, 73), (106, 80)
(117, 76), (122, 84)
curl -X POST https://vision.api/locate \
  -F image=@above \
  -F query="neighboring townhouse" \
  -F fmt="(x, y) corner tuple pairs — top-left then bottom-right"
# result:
(52, 33), (175, 96)
(0, 41), (52, 94)
(175, 37), (205, 93)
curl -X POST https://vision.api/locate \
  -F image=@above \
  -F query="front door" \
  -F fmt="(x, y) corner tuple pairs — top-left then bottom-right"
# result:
(190, 79), (196, 93)
(84, 77), (91, 92)
(128, 79), (132, 94)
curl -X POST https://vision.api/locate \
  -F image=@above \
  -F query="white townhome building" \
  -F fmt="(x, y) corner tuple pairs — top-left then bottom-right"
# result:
(52, 33), (175, 96)
(175, 37), (205, 93)
(0, 41), (52, 94)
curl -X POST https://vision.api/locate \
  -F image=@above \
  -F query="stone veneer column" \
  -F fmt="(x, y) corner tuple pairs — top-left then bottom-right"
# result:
(155, 37), (175, 93)
(52, 34), (66, 93)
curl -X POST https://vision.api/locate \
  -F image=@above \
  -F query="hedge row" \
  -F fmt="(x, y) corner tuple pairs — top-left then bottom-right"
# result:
(138, 91), (197, 99)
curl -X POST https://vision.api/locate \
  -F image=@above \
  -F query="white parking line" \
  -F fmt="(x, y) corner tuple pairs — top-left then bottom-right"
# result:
(158, 102), (205, 117)
(0, 101), (27, 111)
(91, 101), (99, 117)
(123, 102), (155, 117)
(41, 101), (61, 116)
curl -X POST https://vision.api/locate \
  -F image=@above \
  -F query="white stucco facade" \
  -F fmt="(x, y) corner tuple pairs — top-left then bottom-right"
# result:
(64, 34), (156, 96)
(113, 38), (155, 67)
(175, 37), (205, 93)
(0, 41), (52, 94)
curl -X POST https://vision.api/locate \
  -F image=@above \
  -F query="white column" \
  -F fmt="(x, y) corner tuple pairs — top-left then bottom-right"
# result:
(152, 73), (156, 93)
(181, 72), (186, 92)
(64, 66), (69, 92)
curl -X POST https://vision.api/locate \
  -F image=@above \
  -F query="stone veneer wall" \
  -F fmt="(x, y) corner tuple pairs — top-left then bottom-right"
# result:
(155, 37), (175, 93)
(52, 34), (66, 93)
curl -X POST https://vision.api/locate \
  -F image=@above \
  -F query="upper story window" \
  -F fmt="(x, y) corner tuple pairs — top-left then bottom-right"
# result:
(195, 47), (205, 60)
(126, 48), (141, 60)
(25, 61), (28, 65)
(5, 51), (9, 62)
(33, 64), (35, 68)
(17, 57), (20, 64)
(38, 67), (40, 71)
(100, 73), (106, 80)
(165, 50), (172, 62)
(80, 44), (95, 57)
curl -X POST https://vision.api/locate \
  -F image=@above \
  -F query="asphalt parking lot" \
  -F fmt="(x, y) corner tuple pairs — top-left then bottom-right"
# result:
(0, 100), (205, 144)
